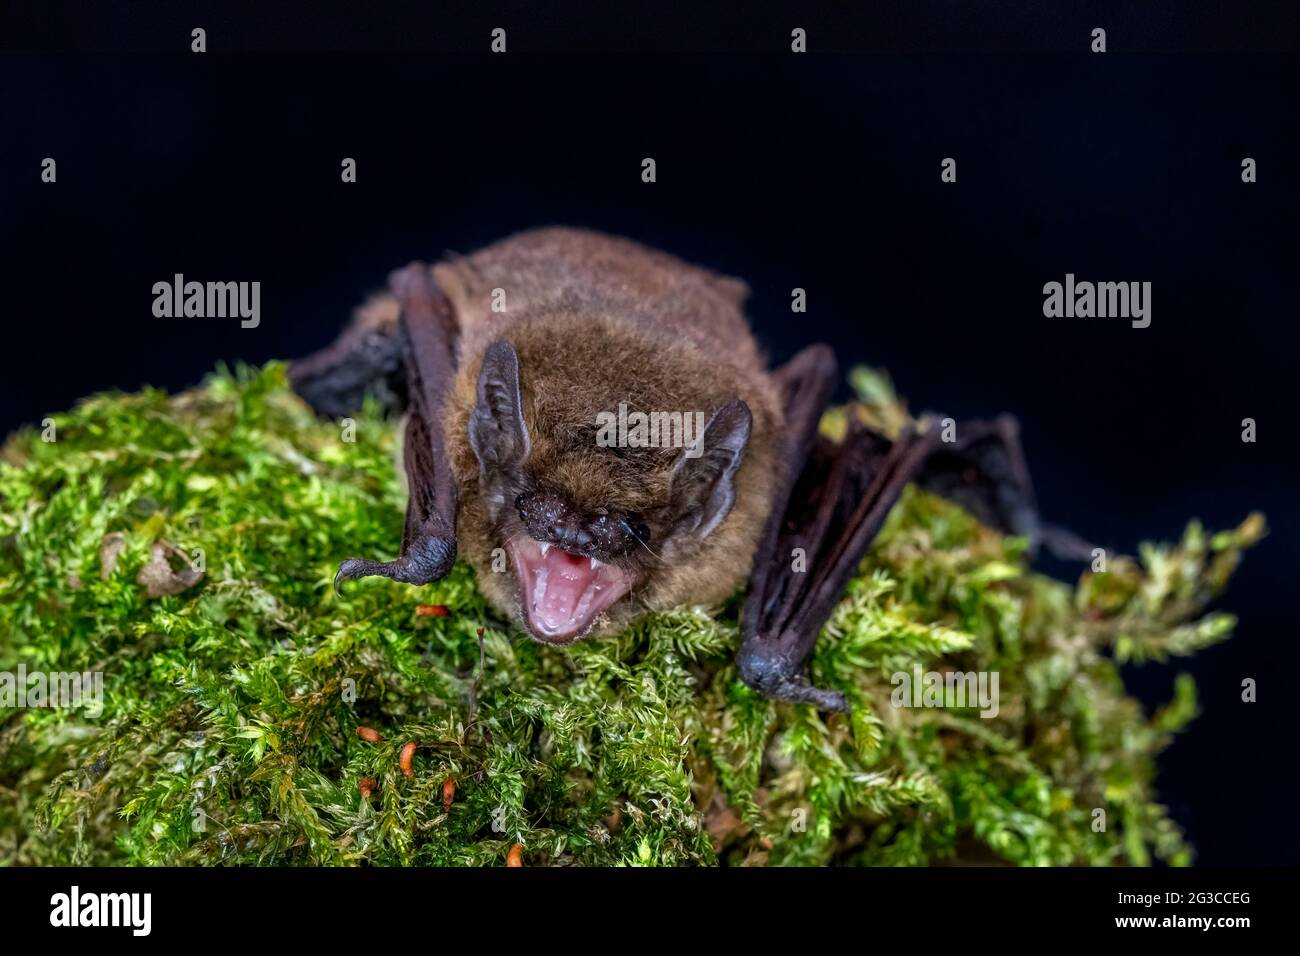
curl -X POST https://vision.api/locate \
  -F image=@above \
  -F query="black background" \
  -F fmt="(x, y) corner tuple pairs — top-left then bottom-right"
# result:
(1, 2), (1297, 865)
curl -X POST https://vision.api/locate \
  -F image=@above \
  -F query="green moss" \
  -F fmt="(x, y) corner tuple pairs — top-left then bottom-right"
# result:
(0, 363), (1264, 866)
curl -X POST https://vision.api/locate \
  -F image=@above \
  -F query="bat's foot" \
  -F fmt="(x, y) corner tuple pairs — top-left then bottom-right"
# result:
(735, 639), (849, 712)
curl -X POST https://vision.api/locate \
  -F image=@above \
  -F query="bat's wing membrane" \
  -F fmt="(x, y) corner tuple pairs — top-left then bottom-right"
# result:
(291, 264), (460, 589)
(737, 346), (1048, 711)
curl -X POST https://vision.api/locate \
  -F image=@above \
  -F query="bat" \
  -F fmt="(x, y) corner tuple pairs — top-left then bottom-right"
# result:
(290, 228), (1085, 712)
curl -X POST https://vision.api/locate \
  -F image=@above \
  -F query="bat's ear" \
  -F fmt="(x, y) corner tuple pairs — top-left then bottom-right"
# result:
(470, 341), (531, 511)
(662, 398), (751, 550)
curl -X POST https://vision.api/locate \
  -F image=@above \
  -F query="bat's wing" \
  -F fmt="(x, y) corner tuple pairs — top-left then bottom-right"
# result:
(290, 264), (460, 589)
(289, 293), (409, 420)
(736, 347), (1051, 712)
(914, 416), (1098, 561)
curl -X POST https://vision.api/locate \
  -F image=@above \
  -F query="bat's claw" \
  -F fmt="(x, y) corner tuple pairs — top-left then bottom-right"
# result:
(333, 561), (360, 596)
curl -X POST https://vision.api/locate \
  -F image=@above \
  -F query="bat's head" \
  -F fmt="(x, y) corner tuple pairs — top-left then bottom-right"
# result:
(465, 340), (753, 645)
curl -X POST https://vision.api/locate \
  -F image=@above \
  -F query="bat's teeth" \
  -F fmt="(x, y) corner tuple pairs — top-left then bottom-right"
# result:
(531, 565), (549, 611)
(589, 556), (602, 571)
(538, 542), (550, 557)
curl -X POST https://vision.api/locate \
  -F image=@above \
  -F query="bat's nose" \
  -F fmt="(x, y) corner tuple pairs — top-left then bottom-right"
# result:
(548, 525), (593, 552)
(517, 490), (592, 553)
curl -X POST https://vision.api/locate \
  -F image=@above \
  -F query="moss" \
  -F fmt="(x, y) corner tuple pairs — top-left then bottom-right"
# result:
(0, 363), (1264, 866)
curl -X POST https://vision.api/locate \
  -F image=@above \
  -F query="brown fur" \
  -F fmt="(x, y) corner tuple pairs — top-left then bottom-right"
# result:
(423, 228), (784, 633)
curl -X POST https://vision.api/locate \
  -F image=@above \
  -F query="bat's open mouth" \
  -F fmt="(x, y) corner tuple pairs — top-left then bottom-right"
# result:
(509, 537), (634, 644)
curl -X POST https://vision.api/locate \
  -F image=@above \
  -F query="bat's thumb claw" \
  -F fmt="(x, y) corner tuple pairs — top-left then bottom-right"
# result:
(333, 559), (367, 596)
(331, 544), (455, 592)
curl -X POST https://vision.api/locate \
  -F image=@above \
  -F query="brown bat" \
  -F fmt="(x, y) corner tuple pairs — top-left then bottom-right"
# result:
(291, 227), (1077, 711)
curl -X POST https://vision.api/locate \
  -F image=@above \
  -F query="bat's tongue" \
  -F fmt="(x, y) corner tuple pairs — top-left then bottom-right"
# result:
(511, 538), (632, 644)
